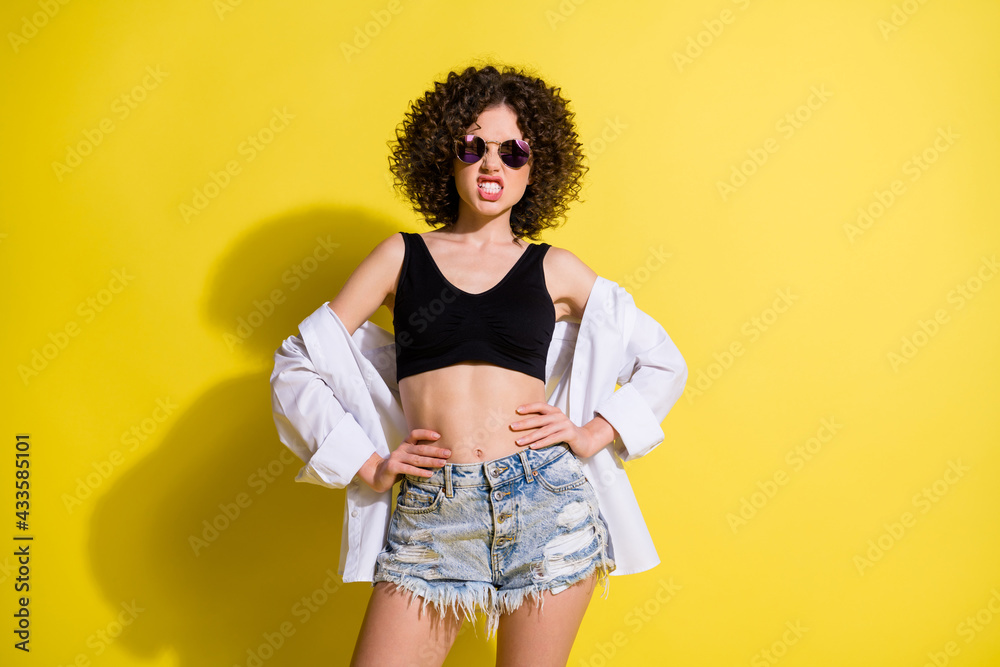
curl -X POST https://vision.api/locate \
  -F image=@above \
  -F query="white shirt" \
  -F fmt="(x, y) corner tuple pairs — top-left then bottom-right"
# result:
(270, 275), (687, 583)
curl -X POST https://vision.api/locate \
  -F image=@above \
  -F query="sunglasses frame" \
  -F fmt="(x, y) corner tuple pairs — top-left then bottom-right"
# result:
(454, 134), (532, 169)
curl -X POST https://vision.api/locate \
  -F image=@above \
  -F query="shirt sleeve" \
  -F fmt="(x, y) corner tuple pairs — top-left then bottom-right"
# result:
(270, 333), (379, 489)
(595, 306), (687, 463)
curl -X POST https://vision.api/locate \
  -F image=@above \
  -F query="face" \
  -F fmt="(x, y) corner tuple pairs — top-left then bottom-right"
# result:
(452, 104), (533, 224)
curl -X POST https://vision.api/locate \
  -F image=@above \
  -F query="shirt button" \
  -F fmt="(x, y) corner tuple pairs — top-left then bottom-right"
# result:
(351, 510), (358, 517)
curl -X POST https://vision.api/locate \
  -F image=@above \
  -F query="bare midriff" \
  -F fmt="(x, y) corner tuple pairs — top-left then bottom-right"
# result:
(398, 361), (548, 464)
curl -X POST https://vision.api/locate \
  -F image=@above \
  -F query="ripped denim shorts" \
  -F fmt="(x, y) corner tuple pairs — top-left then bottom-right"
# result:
(371, 442), (616, 641)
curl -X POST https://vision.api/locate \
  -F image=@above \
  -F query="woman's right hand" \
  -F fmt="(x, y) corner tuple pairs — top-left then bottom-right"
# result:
(370, 429), (451, 493)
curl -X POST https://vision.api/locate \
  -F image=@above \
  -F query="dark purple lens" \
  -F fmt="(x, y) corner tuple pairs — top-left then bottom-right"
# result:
(456, 135), (484, 163)
(499, 139), (530, 168)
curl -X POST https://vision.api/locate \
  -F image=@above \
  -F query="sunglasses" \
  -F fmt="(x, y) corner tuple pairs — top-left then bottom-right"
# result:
(454, 134), (531, 169)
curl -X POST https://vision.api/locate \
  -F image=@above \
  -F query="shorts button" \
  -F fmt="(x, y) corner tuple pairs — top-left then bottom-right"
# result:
(494, 491), (502, 500)
(491, 469), (499, 477)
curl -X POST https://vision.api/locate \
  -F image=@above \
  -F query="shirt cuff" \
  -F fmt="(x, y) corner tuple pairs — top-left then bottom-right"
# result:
(293, 411), (378, 488)
(595, 383), (665, 463)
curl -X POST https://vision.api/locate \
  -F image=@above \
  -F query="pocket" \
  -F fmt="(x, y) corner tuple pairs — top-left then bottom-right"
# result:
(533, 452), (589, 494)
(395, 479), (444, 513)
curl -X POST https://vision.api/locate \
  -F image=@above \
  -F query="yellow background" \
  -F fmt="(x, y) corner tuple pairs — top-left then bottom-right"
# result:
(2, 0), (998, 665)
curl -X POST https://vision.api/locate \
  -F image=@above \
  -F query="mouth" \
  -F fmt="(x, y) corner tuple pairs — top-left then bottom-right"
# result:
(477, 177), (503, 201)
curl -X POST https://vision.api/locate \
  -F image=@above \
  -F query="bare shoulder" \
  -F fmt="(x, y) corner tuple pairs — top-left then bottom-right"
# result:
(326, 232), (406, 336)
(367, 230), (406, 269)
(542, 244), (599, 322)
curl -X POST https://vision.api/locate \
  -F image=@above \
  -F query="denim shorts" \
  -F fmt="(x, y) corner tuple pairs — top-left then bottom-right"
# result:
(371, 442), (616, 641)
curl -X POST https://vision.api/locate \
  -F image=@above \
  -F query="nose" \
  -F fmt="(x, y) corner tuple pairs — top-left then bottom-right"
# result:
(480, 142), (502, 171)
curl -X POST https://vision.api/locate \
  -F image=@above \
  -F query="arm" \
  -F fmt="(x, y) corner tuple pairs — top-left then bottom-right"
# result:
(579, 414), (620, 458)
(595, 303), (687, 463)
(271, 327), (444, 493)
(547, 248), (687, 463)
(271, 331), (382, 489)
(269, 233), (403, 489)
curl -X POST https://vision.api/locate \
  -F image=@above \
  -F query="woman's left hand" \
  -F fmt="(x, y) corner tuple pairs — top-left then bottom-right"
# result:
(510, 402), (602, 459)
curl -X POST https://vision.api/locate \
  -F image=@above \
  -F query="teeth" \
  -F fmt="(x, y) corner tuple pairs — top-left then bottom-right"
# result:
(478, 181), (501, 194)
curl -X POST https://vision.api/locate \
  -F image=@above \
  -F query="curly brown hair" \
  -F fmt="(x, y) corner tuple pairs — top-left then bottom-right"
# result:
(388, 63), (587, 241)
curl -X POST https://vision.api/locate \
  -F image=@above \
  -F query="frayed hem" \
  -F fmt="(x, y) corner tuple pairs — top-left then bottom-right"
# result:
(373, 570), (494, 640)
(589, 497), (617, 602)
(491, 555), (617, 640)
(373, 556), (617, 643)
(489, 497), (618, 640)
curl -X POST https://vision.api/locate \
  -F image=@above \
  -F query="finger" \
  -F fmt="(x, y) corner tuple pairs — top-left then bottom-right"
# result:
(402, 465), (436, 478)
(529, 438), (558, 449)
(522, 427), (559, 448)
(514, 432), (536, 446)
(513, 414), (560, 432)
(411, 429), (441, 439)
(409, 452), (450, 468)
(510, 415), (538, 431)
(419, 445), (452, 458)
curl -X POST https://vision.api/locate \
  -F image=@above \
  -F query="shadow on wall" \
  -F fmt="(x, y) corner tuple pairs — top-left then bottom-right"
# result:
(88, 206), (494, 666)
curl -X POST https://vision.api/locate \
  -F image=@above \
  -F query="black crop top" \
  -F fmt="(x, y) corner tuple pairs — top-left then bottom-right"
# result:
(393, 232), (556, 383)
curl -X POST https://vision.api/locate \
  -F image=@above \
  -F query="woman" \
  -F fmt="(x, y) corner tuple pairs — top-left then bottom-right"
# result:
(270, 63), (687, 666)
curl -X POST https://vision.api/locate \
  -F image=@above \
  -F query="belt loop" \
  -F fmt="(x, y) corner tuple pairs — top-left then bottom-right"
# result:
(444, 464), (453, 497)
(518, 450), (534, 483)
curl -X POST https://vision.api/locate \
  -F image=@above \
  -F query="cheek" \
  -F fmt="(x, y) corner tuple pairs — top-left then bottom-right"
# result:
(453, 166), (476, 192)
(517, 170), (532, 191)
